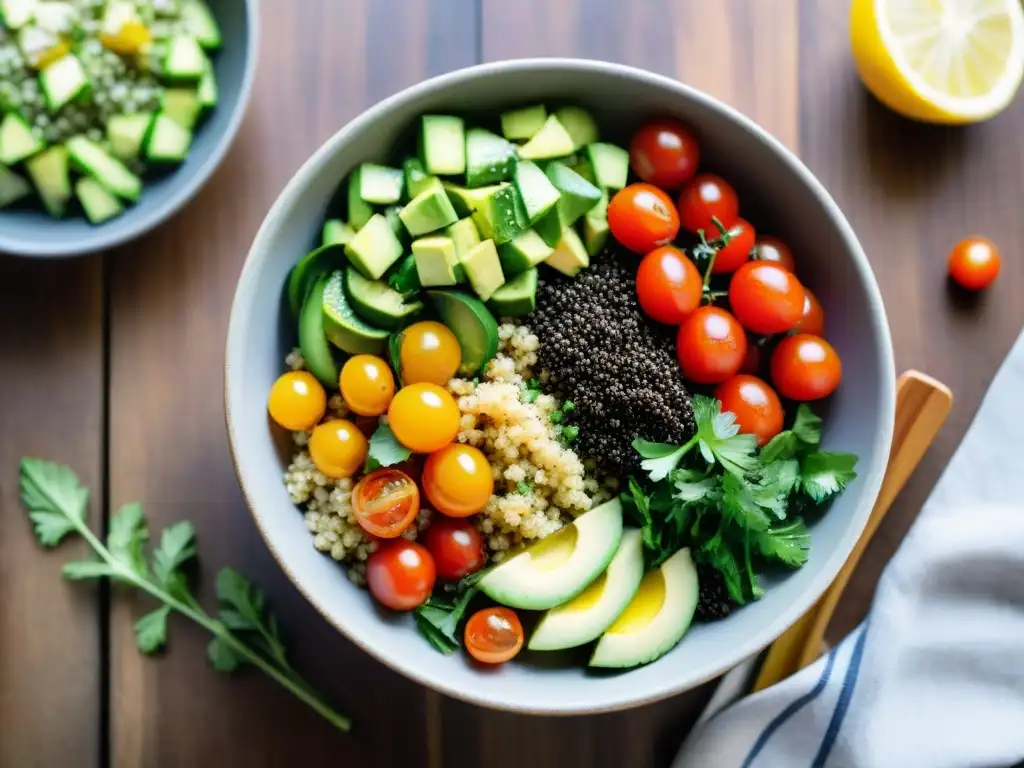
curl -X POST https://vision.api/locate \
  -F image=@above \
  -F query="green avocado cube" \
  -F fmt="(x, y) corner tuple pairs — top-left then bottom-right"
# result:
(501, 105), (547, 141)
(546, 162), (602, 228)
(498, 229), (554, 276)
(399, 177), (458, 237)
(345, 213), (403, 279)
(322, 219), (355, 247)
(412, 236), (459, 287)
(448, 217), (482, 260)
(358, 162), (404, 205)
(546, 227), (589, 277)
(466, 128), (518, 188)
(586, 142), (629, 189)
(583, 214), (610, 257)
(403, 156), (435, 200)
(514, 160), (560, 224)
(461, 239), (505, 301)
(443, 182), (526, 245)
(420, 115), (465, 175)
(517, 115), (575, 161)
(554, 106), (599, 151)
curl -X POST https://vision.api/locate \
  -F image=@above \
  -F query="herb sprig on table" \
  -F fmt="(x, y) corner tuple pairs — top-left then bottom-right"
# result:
(19, 459), (351, 733)
(624, 397), (858, 605)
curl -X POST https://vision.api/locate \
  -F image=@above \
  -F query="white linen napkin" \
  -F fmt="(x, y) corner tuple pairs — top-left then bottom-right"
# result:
(674, 329), (1024, 768)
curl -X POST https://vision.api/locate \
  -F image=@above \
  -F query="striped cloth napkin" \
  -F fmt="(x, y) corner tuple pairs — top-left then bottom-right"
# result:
(674, 329), (1024, 768)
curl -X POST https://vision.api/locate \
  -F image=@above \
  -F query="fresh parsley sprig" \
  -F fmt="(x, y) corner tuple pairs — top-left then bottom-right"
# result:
(19, 459), (351, 732)
(364, 421), (412, 472)
(413, 573), (484, 654)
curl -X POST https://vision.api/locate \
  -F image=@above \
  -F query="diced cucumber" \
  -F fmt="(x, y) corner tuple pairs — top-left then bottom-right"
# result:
(488, 267), (538, 317)
(501, 105), (547, 141)
(322, 219), (355, 247)
(25, 145), (71, 217)
(163, 34), (205, 79)
(518, 115), (575, 161)
(465, 128), (517, 188)
(460, 238), (505, 301)
(197, 62), (218, 108)
(67, 135), (142, 202)
(586, 142), (629, 189)
(443, 181), (526, 245)
(357, 162), (404, 205)
(181, 0), (221, 48)
(344, 267), (423, 331)
(161, 88), (202, 129)
(400, 177), (457, 236)
(346, 167), (374, 230)
(0, 164), (32, 208)
(75, 177), (124, 224)
(0, 0), (37, 29)
(106, 113), (153, 160)
(534, 206), (562, 247)
(145, 113), (192, 163)
(0, 112), (44, 165)
(402, 156), (435, 200)
(420, 115), (465, 175)
(546, 162), (602, 227)
(554, 106), (599, 150)
(514, 160), (560, 224)
(498, 229), (553, 276)
(39, 53), (89, 111)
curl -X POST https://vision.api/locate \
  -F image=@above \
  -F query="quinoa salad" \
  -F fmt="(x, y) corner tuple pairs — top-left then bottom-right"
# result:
(267, 106), (859, 669)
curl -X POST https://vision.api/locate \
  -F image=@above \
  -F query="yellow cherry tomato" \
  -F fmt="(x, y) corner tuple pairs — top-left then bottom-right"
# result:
(387, 383), (460, 453)
(423, 444), (494, 517)
(340, 355), (396, 416)
(309, 419), (368, 478)
(400, 321), (462, 386)
(267, 371), (327, 431)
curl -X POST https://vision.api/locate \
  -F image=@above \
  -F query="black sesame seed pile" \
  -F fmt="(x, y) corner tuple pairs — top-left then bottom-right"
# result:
(695, 564), (735, 621)
(528, 245), (696, 478)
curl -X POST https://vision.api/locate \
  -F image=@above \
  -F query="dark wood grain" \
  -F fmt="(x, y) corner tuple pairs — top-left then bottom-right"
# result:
(0, 256), (103, 768)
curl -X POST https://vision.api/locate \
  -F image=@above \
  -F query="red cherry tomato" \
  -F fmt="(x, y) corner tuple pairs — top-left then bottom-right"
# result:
(352, 468), (420, 539)
(421, 517), (485, 581)
(711, 217), (756, 274)
(464, 607), (524, 664)
(366, 540), (436, 611)
(770, 334), (842, 401)
(754, 236), (796, 272)
(676, 306), (748, 384)
(739, 341), (762, 375)
(793, 288), (825, 337)
(677, 174), (739, 234)
(728, 261), (805, 335)
(629, 119), (700, 189)
(635, 246), (703, 324)
(608, 183), (680, 254)
(714, 375), (784, 446)
(948, 236), (1000, 290)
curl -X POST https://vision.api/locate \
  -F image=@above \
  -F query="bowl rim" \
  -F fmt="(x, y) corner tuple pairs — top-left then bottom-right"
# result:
(225, 57), (896, 715)
(0, 0), (261, 259)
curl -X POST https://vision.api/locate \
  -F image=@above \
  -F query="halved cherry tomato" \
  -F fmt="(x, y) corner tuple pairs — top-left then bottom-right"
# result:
(352, 468), (420, 539)
(400, 321), (462, 386)
(754, 236), (796, 272)
(948, 236), (1000, 290)
(421, 517), (485, 581)
(464, 607), (524, 664)
(422, 443), (494, 518)
(308, 419), (368, 479)
(793, 288), (825, 336)
(635, 246), (703, 324)
(268, 371), (326, 431)
(607, 183), (680, 254)
(340, 355), (395, 416)
(629, 119), (700, 189)
(677, 174), (739, 234)
(366, 540), (436, 611)
(388, 383), (460, 453)
(770, 334), (842, 401)
(711, 217), (756, 274)
(676, 306), (748, 384)
(728, 261), (805, 335)
(714, 375), (784, 446)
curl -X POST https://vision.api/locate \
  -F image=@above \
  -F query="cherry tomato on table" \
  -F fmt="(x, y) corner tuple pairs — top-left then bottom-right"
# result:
(629, 119), (700, 189)
(754, 236), (796, 272)
(728, 261), (805, 335)
(267, 371), (327, 431)
(464, 606), (524, 664)
(400, 321), (463, 386)
(422, 443), (494, 518)
(677, 174), (739, 235)
(635, 246), (703, 324)
(711, 217), (756, 274)
(308, 419), (368, 479)
(340, 355), (395, 416)
(607, 183), (680, 254)
(676, 306), (748, 384)
(948, 236), (1001, 290)
(714, 375), (784, 446)
(367, 540), (436, 611)
(792, 288), (825, 337)
(770, 334), (842, 401)
(388, 383), (460, 453)
(421, 517), (485, 581)
(352, 468), (420, 539)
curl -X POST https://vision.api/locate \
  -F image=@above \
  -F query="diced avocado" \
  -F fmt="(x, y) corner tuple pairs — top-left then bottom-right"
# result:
(530, 528), (645, 651)
(591, 190), (609, 220)
(106, 113), (153, 160)
(547, 226), (589, 277)
(479, 498), (624, 610)
(25, 145), (71, 217)
(546, 162), (602, 227)
(181, 0), (221, 49)
(412, 235), (459, 287)
(514, 160), (560, 224)
(145, 113), (192, 163)
(487, 267), (538, 317)
(0, 112), (44, 165)
(534, 206), (562, 247)
(518, 114), (575, 161)
(38, 53), (89, 111)
(163, 34), (205, 80)
(67, 136), (142, 201)
(460, 239), (505, 301)
(344, 213), (403, 280)
(343, 267), (423, 330)
(357, 162), (403, 205)
(420, 115), (465, 175)
(402, 156), (435, 199)
(161, 88), (202, 129)
(465, 128), (517, 188)
(197, 60), (218, 107)
(287, 242), (346, 318)
(75, 177), (123, 225)
(586, 142), (629, 189)
(321, 270), (389, 355)
(498, 229), (553, 276)
(447, 216), (481, 260)
(570, 155), (595, 184)
(298, 275), (341, 389)
(322, 219), (355, 247)
(384, 205), (409, 245)
(399, 177), (458, 237)
(347, 168), (374, 230)
(426, 289), (500, 375)
(583, 214), (610, 257)
(589, 547), (699, 669)
(554, 106), (599, 150)
(443, 182), (525, 245)
(501, 104), (547, 141)
(0, 164), (31, 208)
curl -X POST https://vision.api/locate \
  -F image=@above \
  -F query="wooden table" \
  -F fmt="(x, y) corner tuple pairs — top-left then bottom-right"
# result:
(2, 1), (1022, 765)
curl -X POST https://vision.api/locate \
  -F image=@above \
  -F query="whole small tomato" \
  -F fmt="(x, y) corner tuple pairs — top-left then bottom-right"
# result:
(754, 236), (796, 272)
(635, 246), (703, 324)
(677, 174), (739, 235)
(714, 375), (784, 446)
(792, 288), (825, 337)
(711, 217), (756, 274)
(739, 340), (762, 375)
(608, 183), (680, 254)
(728, 261), (805, 335)
(629, 119), (700, 188)
(422, 443), (494, 517)
(676, 306), (748, 384)
(421, 517), (485, 581)
(948, 236), (1000, 290)
(366, 540), (436, 611)
(770, 334), (842, 401)
(464, 607), (525, 664)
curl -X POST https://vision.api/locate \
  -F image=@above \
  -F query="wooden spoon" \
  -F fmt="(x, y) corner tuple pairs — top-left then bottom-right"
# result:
(752, 371), (953, 692)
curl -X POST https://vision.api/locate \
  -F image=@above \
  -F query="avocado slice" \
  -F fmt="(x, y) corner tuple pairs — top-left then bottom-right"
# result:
(447, 217), (481, 260)
(287, 242), (346, 318)
(586, 142), (629, 189)
(443, 182), (526, 245)
(500, 104), (547, 141)
(347, 167), (374, 230)
(465, 128), (518, 188)
(583, 214), (610, 257)
(344, 267), (423, 330)
(345, 213), (404, 280)
(529, 528), (645, 651)
(426, 289), (499, 375)
(514, 160), (561, 224)
(321, 270), (390, 355)
(403, 156), (436, 200)
(487, 267), (538, 317)
(589, 546), (699, 669)
(400, 177), (458, 236)
(498, 229), (553, 276)
(298, 276), (341, 389)
(546, 227), (590, 277)
(554, 106), (599, 151)
(546, 162), (602, 228)
(460, 238), (505, 301)
(518, 114), (576, 161)
(412, 235), (459, 287)
(322, 219), (355, 247)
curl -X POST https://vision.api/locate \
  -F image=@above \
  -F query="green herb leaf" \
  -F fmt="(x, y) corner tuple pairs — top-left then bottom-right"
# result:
(749, 458), (801, 519)
(134, 605), (171, 654)
(699, 532), (747, 604)
(365, 422), (413, 472)
(207, 636), (244, 672)
(216, 568), (265, 623)
(107, 502), (149, 578)
(414, 586), (478, 654)
(692, 395), (759, 477)
(387, 255), (421, 295)
(800, 451), (858, 502)
(721, 473), (770, 531)
(152, 521), (197, 588)
(516, 481), (534, 495)
(753, 519), (810, 567)
(388, 332), (404, 386)
(760, 431), (798, 464)
(634, 438), (690, 483)
(62, 559), (116, 580)
(633, 438), (681, 459)
(792, 404), (822, 446)
(19, 459), (89, 546)
(29, 512), (77, 547)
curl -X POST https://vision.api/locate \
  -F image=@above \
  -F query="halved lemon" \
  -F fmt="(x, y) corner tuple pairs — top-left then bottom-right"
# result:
(851, 0), (1024, 124)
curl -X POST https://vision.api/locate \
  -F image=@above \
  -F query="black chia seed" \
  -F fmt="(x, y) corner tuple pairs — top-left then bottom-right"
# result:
(695, 564), (735, 621)
(528, 244), (697, 478)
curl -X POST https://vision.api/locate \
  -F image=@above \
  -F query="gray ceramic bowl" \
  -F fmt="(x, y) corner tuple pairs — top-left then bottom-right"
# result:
(0, 0), (258, 258)
(226, 59), (895, 715)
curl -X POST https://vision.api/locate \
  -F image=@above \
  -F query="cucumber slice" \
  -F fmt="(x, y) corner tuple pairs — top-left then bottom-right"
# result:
(39, 53), (89, 111)
(0, 164), (32, 208)
(75, 177), (124, 224)
(344, 267), (423, 330)
(427, 289), (499, 376)
(420, 115), (465, 175)
(514, 160), (560, 224)
(0, 0), (37, 29)
(518, 115), (575, 161)
(322, 270), (390, 355)
(25, 145), (70, 217)
(145, 113), (192, 163)
(465, 128), (517, 188)
(106, 113), (153, 161)
(287, 242), (346, 318)
(181, 0), (221, 49)
(161, 88), (202, 129)
(298, 276), (341, 389)
(163, 34), (205, 79)
(358, 162), (404, 205)
(0, 112), (44, 165)
(488, 267), (538, 317)
(67, 135), (142, 202)
(501, 105), (547, 141)
(322, 219), (355, 247)
(346, 167), (374, 230)
(554, 106), (599, 151)
(197, 62), (218, 108)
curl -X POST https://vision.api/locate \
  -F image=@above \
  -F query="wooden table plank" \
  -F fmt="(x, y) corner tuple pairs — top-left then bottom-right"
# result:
(105, 1), (477, 765)
(0, 256), (104, 768)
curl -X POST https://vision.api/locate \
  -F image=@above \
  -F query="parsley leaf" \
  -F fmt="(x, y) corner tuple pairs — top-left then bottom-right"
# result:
(760, 431), (798, 464)
(673, 468), (721, 506)
(753, 519), (810, 567)
(207, 636), (244, 672)
(721, 473), (771, 531)
(107, 502), (149, 578)
(365, 422), (413, 472)
(414, 585), (479, 654)
(387, 254), (421, 295)
(800, 451), (858, 502)
(19, 458), (89, 546)
(152, 521), (197, 588)
(792, 404), (822, 446)
(761, 405), (823, 464)
(62, 559), (116, 580)
(134, 605), (171, 654)
(692, 395), (759, 477)
(633, 438), (691, 482)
